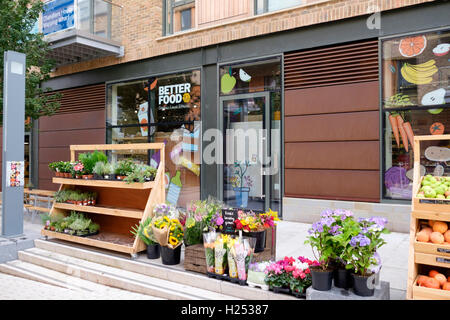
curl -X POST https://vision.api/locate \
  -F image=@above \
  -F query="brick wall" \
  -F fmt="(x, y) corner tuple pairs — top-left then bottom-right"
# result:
(52, 0), (435, 77)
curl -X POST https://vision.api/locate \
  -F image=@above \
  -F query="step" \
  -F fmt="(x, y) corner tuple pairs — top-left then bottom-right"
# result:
(19, 247), (238, 300)
(0, 260), (162, 300)
(35, 239), (295, 300)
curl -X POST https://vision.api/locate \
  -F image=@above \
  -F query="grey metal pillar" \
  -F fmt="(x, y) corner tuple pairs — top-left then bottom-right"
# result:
(1, 51), (26, 237)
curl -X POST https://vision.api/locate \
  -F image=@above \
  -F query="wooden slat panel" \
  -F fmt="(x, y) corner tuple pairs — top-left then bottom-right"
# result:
(285, 169), (380, 201)
(284, 111), (379, 142)
(285, 81), (379, 116)
(285, 141), (379, 170)
(39, 129), (105, 148)
(284, 39), (379, 89)
(197, 0), (251, 26)
(44, 83), (105, 114)
(39, 109), (105, 131)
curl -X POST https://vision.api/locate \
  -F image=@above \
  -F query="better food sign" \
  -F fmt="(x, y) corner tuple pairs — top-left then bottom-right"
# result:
(158, 83), (191, 105)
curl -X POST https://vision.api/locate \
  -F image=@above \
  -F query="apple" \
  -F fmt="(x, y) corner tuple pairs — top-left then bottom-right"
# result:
(436, 194), (445, 199)
(239, 69), (251, 82)
(221, 74), (236, 94)
(424, 188), (437, 198)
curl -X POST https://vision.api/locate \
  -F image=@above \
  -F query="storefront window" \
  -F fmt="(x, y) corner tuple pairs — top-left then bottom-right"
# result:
(106, 70), (201, 208)
(382, 29), (450, 200)
(219, 57), (282, 212)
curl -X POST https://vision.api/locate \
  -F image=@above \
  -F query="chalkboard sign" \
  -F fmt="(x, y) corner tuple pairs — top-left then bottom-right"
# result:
(221, 208), (238, 234)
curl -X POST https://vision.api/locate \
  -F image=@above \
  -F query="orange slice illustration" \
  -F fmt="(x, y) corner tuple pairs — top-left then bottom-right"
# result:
(399, 35), (427, 58)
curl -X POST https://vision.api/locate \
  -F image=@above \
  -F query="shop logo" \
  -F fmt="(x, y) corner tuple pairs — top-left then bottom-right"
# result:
(366, 4), (381, 30)
(158, 83), (191, 105)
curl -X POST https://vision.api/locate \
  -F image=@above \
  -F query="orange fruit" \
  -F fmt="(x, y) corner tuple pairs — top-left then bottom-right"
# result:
(434, 273), (447, 286)
(429, 270), (439, 278)
(443, 282), (450, 291)
(424, 277), (440, 289)
(433, 221), (448, 234)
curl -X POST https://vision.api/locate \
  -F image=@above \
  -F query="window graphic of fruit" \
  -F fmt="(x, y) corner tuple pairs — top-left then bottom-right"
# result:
(399, 35), (427, 57)
(432, 43), (450, 57)
(422, 88), (447, 105)
(221, 73), (236, 94)
(239, 69), (251, 82)
(400, 60), (437, 85)
(430, 122), (445, 135)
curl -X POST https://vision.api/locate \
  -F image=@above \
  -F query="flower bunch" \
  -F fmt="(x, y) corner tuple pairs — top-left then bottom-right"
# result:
(249, 261), (272, 273)
(234, 210), (264, 232)
(152, 216), (184, 248)
(188, 197), (224, 232)
(259, 209), (279, 229)
(153, 203), (180, 220)
(264, 256), (316, 293)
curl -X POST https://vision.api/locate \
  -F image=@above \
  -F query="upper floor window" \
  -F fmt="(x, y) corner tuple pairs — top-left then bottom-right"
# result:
(255, 0), (303, 15)
(163, 0), (195, 36)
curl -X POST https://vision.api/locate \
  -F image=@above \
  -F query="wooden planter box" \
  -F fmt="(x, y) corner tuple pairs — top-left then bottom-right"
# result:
(184, 226), (277, 274)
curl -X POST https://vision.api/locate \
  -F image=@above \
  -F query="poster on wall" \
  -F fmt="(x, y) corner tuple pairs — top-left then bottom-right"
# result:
(6, 161), (24, 187)
(42, 0), (75, 36)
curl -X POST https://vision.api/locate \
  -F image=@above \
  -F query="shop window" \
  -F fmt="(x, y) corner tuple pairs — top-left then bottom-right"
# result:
(106, 70), (201, 208)
(382, 29), (450, 200)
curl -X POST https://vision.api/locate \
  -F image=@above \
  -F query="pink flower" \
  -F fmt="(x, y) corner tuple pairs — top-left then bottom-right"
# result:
(284, 265), (294, 272)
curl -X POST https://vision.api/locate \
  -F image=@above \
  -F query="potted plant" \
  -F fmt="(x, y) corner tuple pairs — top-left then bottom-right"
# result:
(342, 217), (389, 297)
(72, 162), (84, 179)
(304, 215), (337, 291)
(114, 159), (135, 180)
(79, 151), (108, 179)
(320, 209), (360, 289)
(289, 256), (315, 298)
(131, 217), (160, 259)
(230, 160), (252, 208)
(264, 258), (292, 294)
(124, 164), (157, 184)
(152, 215), (184, 265)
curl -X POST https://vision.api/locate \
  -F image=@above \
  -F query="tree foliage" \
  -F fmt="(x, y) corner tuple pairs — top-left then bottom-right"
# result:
(0, 0), (61, 125)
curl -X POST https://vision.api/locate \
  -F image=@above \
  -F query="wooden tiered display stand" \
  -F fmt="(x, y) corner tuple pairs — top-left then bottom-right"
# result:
(407, 135), (450, 300)
(41, 143), (166, 258)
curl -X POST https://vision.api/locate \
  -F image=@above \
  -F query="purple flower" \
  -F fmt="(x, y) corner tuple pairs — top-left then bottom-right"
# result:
(329, 225), (342, 236)
(310, 221), (324, 233)
(350, 234), (371, 247)
(368, 216), (388, 229)
(321, 216), (335, 227)
(216, 216), (224, 226)
(320, 209), (333, 218)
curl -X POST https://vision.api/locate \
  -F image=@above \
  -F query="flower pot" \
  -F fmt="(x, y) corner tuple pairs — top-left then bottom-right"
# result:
(271, 286), (291, 294)
(76, 201), (83, 206)
(310, 267), (333, 291)
(233, 187), (250, 208)
(146, 243), (161, 259)
(91, 199), (96, 206)
(93, 173), (103, 180)
(246, 230), (266, 253)
(351, 273), (376, 297)
(82, 174), (93, 180)
(83, 201), (89, 206)
(116, 175), (127, 181)
(64, 173), (72, 178)
(160, 245), (181, 265)
(334, 268), (352, 289)
(75, 174), (82, 179)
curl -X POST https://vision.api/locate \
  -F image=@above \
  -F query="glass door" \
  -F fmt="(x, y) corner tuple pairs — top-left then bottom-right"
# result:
(221, 92), (274, 211)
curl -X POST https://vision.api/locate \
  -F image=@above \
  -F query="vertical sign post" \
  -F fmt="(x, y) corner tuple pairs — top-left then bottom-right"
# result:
(1, 51), (26, 237)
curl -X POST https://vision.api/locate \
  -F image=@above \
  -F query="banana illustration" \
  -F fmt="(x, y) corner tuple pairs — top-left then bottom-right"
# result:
(401, 59), (437, 85)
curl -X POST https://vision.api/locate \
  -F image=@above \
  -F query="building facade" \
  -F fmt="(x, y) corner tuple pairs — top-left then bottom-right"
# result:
(29, 0), (450, 232)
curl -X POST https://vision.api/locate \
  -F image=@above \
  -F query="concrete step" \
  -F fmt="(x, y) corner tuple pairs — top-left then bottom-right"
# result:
(35, 239), (295, 300)
(0, 260), (162, 300)
(19, 247), (238, 300)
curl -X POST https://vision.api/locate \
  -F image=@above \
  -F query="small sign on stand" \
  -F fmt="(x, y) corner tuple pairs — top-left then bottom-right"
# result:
(221, 208), (238, 234)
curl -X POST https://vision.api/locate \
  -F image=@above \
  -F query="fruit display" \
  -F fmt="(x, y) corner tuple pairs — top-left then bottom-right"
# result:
(416, 175), (450, 199)
(421, 88), (448, 106)
(430, 122), (445, 135)
(399, 35), (427, 58)
(416, 269), (450, 291)
(401, 60), (438, 85)
(416, 219), (450, 245)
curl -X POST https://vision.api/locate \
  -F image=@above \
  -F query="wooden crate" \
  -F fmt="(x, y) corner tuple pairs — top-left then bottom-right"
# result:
(412, 276), (450, 300)
(184, 226), (277, 274)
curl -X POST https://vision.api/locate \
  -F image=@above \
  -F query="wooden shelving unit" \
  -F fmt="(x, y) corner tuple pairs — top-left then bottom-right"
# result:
(407, 134), (450, 300)
(41, 143), (166, 257)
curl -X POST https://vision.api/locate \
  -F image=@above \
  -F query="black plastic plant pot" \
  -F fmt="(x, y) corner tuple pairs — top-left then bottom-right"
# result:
(310, 267), (333, 291)
(247, 230), (266, 253)
(351, 273), (375, 297)
(334, 268), (353, 289)
(146, 243), (161, 259)
(160, 245), (181, 265)
(93, 173), (103, 180)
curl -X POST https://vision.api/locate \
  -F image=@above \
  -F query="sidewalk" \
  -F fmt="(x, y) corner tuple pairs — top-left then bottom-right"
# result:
(1, 212), (409, 300)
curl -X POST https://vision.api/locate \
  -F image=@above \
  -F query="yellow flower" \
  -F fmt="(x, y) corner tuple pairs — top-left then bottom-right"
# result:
(169, 236), (178, 246)
(164, 216), (170, 222)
